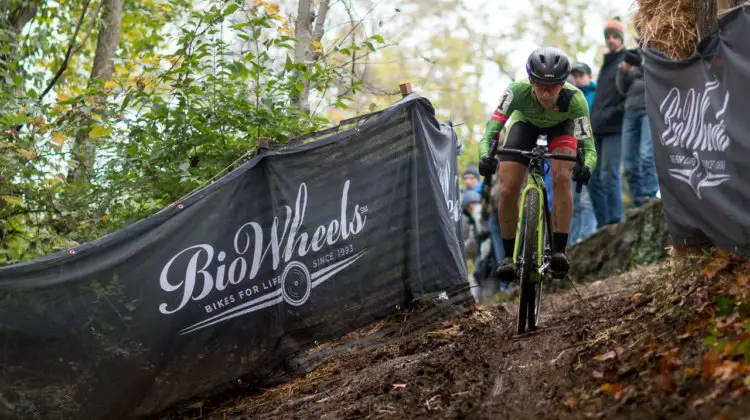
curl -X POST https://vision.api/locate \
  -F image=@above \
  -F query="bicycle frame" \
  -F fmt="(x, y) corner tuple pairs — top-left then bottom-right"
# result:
(487, 135), (581, 333)
(512, 141), (555, 282)
(485, 134), (580, 280)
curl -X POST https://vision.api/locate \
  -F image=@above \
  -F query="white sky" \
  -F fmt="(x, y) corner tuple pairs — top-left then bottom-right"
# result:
(466, 0), (638, 108)
(301, 0), (639, 113)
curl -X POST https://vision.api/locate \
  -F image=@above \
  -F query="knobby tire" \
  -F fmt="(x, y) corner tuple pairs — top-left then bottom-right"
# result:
(517, 188), (541, 335)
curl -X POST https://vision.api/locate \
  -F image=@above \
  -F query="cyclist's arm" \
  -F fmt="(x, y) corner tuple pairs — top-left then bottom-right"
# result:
(571, 92), (598, 171)
(479, 84), (518, 158)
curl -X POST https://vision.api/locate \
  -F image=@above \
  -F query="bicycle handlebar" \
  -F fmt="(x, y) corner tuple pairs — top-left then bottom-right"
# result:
(495, 148), (577, 162)
(495, 147), (585, 193)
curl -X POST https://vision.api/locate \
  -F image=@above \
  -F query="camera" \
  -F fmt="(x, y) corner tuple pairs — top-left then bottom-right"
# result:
(623, 48), (642, 67)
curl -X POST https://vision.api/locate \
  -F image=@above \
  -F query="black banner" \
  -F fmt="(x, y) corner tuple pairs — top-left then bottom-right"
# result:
(0, 94), (468, 419)
(642, 5), (750, 256)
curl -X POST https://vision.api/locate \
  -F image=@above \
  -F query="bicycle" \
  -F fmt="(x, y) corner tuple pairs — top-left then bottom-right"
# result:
(490, 134), (583, 335)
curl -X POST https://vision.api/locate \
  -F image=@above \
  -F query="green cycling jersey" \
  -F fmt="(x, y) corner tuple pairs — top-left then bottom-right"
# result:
(478, 79), (598, 171)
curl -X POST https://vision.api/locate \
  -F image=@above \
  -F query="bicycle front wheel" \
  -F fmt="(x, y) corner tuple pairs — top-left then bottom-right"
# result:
(516, 188), (543, 335)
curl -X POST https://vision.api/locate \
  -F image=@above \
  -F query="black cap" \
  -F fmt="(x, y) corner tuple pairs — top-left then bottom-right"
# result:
(571, 62), (592, 75)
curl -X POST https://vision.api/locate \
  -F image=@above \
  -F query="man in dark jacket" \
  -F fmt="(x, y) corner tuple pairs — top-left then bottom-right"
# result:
(589, 17), (627, 227)
(617, 46), (659, 207)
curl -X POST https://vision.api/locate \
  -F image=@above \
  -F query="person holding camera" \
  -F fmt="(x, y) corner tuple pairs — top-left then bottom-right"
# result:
(617, 43), (659, 207)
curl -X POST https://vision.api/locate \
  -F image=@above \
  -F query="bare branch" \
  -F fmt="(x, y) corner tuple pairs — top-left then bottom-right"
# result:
(73, 0), (104, 57)
(40, 0), (96, 99)
(311, 0), (331, 61)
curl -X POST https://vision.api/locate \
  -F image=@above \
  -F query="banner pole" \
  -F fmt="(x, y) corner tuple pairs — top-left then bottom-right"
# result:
(399, 82), (413, 97)
(256, 136), (269, 156)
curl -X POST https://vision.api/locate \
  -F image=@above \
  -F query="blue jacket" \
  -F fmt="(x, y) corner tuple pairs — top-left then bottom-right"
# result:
(578, 81), (597, 111)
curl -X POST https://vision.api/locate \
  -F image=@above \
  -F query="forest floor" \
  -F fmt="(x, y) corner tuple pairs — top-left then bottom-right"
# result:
(161, 248), (750, 420)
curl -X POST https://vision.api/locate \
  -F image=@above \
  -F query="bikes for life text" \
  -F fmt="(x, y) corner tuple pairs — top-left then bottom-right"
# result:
(159, 180), (368, 334)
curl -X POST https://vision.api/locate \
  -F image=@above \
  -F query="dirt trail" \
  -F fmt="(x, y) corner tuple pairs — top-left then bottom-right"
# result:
(163, 251), (750, 420)
(162, 270), (646, 420)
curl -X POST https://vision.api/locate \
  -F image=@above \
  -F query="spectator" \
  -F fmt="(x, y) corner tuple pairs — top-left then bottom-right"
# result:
(486, 180), (509, 290)
(461, 190), (483, 264)
(617, 44), (659, 207)
(462, 167), (482, 194)
(462, 189), (494, 301)
(589, 17), (627, 227)
(572, 63), (597, 107)
(569, 63), (599, 244)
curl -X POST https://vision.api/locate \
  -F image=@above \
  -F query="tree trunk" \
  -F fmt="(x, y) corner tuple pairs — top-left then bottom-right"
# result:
(67, 0), (124, 184)
(7, 0), (39, 31)
(1, 0), (40, 73)
(89, 0), (123, 82)
(695, 0), (718, 40)
(292, 0), (330, 116)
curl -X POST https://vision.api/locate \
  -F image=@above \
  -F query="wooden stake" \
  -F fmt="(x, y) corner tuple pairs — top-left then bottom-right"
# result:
(256, 137), (269, 156)
(399, 82), (413, 97)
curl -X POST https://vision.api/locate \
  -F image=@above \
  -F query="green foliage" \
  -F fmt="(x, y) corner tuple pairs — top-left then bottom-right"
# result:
(0, 0), (387, 266)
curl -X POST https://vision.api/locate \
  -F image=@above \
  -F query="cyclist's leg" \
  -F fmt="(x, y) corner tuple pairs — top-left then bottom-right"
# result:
(546, 120), (577, 277)
(495, 115), (537, 280)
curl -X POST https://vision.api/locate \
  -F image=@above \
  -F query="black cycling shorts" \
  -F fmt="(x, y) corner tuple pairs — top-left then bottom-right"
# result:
(497, 120), (577, 166)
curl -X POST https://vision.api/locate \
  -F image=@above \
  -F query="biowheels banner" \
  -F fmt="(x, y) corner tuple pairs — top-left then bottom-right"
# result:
(643, 5), (750, 256)
(0, 94), (468, 420)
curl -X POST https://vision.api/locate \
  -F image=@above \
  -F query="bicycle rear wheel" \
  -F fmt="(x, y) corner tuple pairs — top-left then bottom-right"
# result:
(516, 188), (542, 335)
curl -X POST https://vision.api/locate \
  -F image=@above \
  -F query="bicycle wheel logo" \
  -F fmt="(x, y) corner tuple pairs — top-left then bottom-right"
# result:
(281, 261), (312, 306)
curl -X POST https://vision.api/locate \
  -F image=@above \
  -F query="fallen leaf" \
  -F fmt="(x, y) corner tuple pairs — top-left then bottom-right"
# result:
(592, 370), (604, 379)
(692, 397), (706, 408)
(659, 351), (681, 375)
(684, 367), (698, 379)
(716, 315), (738, 332)
(631, 293), (642, 303)
(655, 374), (676, 392)
(603, 364), (618, 380)
(392, 383), (407, 389)
(0, 392), (14, 411)
(701, 349), (720, 381)
(597, 383), (624, 400)
(563, 393), (578, 407)
(703, 256), (730, 280)
(614, 345), (626, 357)
(715, 361), (741, 382)
(594, 350), (617, 362)
(713, 411), (730, 420)
(737, 275), (749, 287)
(722, 342), (736, 356)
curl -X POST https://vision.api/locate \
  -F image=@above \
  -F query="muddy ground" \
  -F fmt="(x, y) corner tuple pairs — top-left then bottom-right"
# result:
(162, 251), (750, 420)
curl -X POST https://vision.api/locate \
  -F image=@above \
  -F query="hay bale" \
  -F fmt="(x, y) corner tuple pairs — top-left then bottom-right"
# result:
(633, 0), (699, 59)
